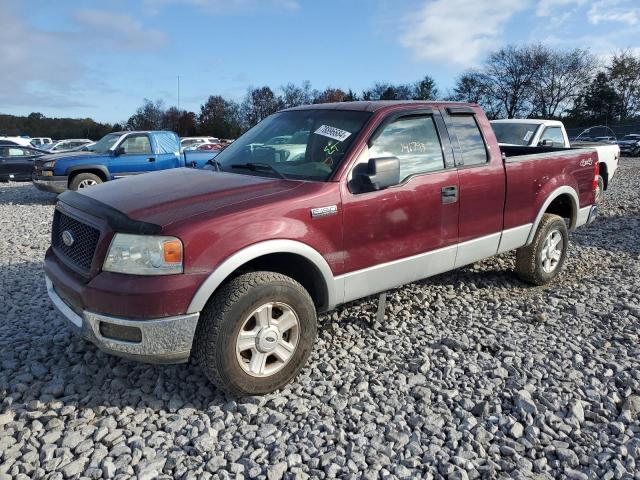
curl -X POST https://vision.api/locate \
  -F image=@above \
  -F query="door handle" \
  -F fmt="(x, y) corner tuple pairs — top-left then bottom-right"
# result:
(147, 157), (156, 162)
(441, 185), (458, 204)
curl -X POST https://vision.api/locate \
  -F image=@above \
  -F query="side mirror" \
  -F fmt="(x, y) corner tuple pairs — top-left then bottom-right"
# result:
(355, 157), (400, 192)
(539, 139), (554, 147)
(113, 146), (125, 156)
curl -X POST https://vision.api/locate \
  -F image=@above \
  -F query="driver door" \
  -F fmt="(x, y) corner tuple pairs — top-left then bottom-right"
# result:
(109, 134), (157, 177)
(340, 110), (459, 302)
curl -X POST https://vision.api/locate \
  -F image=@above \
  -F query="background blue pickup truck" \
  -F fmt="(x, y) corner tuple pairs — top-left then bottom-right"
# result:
(33, 131), (218, 192)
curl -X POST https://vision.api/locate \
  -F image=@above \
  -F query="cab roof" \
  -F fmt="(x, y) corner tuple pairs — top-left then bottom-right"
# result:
(283, 100), (477, 113)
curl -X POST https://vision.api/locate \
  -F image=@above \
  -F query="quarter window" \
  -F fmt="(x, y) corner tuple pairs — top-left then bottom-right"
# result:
(449, 115), (488, 166)
(369, 115), (445, 182)
(121, 135), (152, 154)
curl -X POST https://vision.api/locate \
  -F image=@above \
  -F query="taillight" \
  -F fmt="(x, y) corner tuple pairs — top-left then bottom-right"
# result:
(592, 161), (600, 191)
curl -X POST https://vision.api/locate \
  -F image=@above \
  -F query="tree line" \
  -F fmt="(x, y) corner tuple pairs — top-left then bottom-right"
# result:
(123, 75), (440, 139)
(0, 112), (117, 140)
(2, 45), (639, 140)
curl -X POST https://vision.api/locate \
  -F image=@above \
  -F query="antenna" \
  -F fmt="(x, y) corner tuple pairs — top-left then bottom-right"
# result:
(177, 76), (180, 111)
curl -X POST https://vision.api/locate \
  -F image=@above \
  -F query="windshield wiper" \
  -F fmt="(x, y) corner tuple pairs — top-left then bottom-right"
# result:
(230, 162), (287, 179)
(207, 158), (224, 172)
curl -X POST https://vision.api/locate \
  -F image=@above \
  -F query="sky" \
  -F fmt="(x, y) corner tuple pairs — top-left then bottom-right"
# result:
(1, 0), (639, 123)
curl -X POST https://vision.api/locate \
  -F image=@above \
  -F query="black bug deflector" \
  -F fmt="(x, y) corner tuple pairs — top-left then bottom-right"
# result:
(57, 190), (162, 235)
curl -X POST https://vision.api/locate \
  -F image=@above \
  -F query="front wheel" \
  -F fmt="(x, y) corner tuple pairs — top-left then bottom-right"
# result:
(69, 172), (102, 191)
(515, 213), (568, 285)
(194, 271), (317, 396)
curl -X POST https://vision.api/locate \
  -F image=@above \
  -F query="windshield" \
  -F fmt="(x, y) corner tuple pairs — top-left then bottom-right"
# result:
(214, 109), (371, 181)
(90, 133), (122, 154)
(491, 123), (541, 146)
(623, 135), (639, 140)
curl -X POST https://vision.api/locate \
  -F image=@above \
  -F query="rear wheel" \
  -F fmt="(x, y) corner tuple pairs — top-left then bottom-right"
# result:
(69, 172), (102, 191)
(194, 271), (317, 396)
(515, 213), (568, 285)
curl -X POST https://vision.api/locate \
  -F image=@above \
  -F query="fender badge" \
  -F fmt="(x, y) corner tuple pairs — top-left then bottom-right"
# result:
(310, 205), (338, 218)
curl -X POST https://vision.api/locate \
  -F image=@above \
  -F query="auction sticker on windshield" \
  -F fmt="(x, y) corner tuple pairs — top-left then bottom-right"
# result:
(315, 125), (351, 142)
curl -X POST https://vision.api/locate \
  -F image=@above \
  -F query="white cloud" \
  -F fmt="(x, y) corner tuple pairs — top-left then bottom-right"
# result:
(588, 0), (639, 25)
(0, 5), (85, 109)
(142, 0), (300, 14)
(536, 0), (587, 17)
(73, 9), (167, 50)
(399, 0), (530, 66)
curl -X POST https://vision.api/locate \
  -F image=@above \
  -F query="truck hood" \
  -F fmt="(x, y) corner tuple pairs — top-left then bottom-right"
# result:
(35, 151), (104, 166)
(79, 167), (302, 227)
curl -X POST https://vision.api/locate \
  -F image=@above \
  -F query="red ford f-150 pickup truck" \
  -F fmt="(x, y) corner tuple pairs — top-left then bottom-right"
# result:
(44, 101), (599, 395)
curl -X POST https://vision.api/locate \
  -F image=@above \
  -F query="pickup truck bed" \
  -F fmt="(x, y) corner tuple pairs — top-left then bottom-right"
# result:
(43, 101), (599, 395)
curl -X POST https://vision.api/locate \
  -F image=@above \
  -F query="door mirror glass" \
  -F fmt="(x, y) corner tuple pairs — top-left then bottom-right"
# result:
(114, 146), (126, 156)
(354, 157), (400, 192)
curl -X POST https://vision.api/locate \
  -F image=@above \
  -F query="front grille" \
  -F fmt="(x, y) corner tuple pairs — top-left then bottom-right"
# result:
(52, 210), (100, 273)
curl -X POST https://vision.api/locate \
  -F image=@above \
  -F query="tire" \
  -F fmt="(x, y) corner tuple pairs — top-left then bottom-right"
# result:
(595, 175), (605, 204)
(515, 213), (568, 286)
(194, 271), (317, 396)
(69, 172), (102, 191)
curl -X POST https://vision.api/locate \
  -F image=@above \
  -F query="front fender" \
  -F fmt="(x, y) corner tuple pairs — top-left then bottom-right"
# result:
(64, 164), (111, 180)
(186, 239), (341, 314)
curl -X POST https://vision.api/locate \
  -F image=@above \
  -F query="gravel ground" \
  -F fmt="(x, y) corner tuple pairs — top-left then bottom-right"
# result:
(0, 160), (639, 480)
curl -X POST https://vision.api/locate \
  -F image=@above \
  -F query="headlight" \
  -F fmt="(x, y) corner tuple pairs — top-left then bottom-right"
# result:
(42, 160), (56, 168)
(103, 233), (183, 275)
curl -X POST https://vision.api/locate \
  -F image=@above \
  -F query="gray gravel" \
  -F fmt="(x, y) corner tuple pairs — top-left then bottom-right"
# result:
(1, 160), (639, 480)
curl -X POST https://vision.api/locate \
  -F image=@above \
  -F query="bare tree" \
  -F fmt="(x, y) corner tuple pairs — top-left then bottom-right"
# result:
(240, 86), (282, 129)
(531, 46), (596, 117)
(450, 71), (501, 118)
(607, 50), (640, 120)
(126, 99), (165, 130)
(280, 81), (314, 109)
(412, 75), (439, 100)
(481, 45), (542, 118)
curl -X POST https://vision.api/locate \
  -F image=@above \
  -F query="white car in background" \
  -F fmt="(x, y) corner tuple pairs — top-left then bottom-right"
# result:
(491, 119), (619, 203)
(180, 136), (219, 150)
(0, 136), (33, 147)
(30, 137), (53, 147)
(43, 139), (93, 153)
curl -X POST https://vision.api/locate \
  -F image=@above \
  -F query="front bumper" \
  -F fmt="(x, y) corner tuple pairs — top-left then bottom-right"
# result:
(45, 274), (199, 364)
(33, 175), (68, 193)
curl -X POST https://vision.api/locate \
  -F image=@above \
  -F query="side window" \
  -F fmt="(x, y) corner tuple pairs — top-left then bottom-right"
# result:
(449, 115), (488, 166)
(541, 127), (566, 147)
(120, 135), (152, 155)
(369, 115), (445, 182)
(8, 148), (26, 156)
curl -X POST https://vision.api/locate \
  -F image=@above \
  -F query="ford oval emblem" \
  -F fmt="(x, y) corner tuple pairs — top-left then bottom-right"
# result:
(62, 230), (75, 247)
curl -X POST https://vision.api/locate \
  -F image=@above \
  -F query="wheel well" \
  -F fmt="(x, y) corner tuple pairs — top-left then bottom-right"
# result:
(68, 169), (107, 185)
(545, 193), (575, 225)
(599, 162), (608, 189)
(224, 253), (329, 311)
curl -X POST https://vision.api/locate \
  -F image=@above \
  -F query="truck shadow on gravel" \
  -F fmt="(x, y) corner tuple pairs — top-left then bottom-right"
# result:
(0, 261), (229, 411)
(571, 212), (640, 256)
(1, 258), (525, 413)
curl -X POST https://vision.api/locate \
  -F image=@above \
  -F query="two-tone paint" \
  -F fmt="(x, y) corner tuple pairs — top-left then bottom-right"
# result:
(44, 101), (599, 363)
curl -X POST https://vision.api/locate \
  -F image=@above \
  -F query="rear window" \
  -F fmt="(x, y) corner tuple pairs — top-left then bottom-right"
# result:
(491, 122), (540, 146)
(449, 115), (488, 166)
